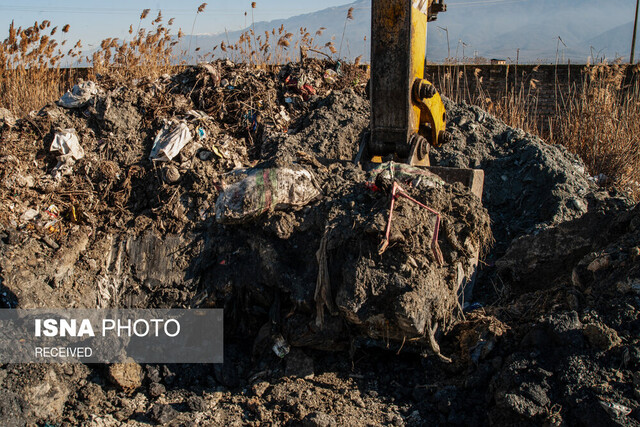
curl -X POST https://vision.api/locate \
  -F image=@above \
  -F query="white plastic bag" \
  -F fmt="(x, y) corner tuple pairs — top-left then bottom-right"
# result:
(149, 121), (192, 161)
(50, 129), (84, 179)
(57, 81), (98, 108)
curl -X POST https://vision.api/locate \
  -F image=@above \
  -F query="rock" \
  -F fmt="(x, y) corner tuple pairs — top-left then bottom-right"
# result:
(583, 323), (622, 351)
(146, 365), (162, 383)
(108, 363), (143, 392)
(23, 368), (70, 420)
(79, 382), (106, 409)
(251, 381), (270, 398)
(149, 403), (178, 424)
(544, 311), (584, 348)
(148, 382), (165, 398)
(587, 255), (611, 272)
(198, 150), (214, 161)
(163, 165), (181, 184)
(303, 412), (337, 427)
(186, 395), (207, 412)
(285, 348), (314, 379)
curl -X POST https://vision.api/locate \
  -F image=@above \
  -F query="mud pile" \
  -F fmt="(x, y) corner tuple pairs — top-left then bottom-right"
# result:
(0, 61), (639, 426)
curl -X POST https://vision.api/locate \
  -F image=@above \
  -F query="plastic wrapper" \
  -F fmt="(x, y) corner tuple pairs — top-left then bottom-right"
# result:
(215, 165), (322, 224)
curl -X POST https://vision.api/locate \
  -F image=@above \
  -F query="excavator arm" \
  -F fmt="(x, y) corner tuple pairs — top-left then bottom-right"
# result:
(369, 0), (449, 166)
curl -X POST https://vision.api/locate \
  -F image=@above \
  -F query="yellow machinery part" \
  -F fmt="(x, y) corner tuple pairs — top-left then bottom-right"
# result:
(369, 0), (448, 166)
(410, 4), (427, 140)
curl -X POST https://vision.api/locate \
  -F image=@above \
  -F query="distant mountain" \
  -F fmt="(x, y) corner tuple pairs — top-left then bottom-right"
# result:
(182, 0), (639, 64)
(185, 0), (371, 63)
(586, 21), (636, 61)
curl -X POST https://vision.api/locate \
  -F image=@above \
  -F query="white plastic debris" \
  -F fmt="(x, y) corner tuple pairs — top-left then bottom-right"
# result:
(0, 108), (16, 128)
(149, 121), (192, 162)
(215, 166), (322, 224)
(50, 129), (84, 179)
(57, 81), (98, 108)
(599, 400), (632, 418)
(51, 129), (84, 159)
(278, 108), (291, 122)
(272, 335), (290, 358)
(20, 208), (39, 222)
(186, 110), (211, 120)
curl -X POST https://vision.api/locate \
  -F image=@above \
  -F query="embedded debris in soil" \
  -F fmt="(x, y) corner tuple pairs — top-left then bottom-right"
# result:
(0, 60), (639, 426)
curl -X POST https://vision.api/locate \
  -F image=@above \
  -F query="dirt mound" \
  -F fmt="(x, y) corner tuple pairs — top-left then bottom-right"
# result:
(0, 61), (639, 426)
(433, 99), (634, 255)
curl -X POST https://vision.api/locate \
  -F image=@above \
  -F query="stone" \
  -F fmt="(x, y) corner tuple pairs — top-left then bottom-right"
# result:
(583, 323), (621, 351)
(148, 382), (165, 398)
(303, 412), (337, 427)
(108, 362), (143, 392)
(186, 395), (207, 412)
(163, 165), (181, 184)
(149, 403), (178, 424)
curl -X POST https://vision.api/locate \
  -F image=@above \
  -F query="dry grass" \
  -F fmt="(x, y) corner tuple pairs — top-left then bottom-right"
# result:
(435, 63), (542, 135)
(436, 62), (640, 200)
(556, 64), (640, 198)
(0, 20), (83, 115)
(91, 10), (184, 81)
(216, 24), (336, 66)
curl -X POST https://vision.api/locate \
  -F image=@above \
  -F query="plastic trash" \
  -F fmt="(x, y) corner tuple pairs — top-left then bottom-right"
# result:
(599, 400), (632, 418)
(187, 110), (211, 121)
(323, 69), (338, 85)
(149, 121), (192, 162)
(272, 335), (290, 358)
(215, 165), (322, 224)
(367, 161), (444, 191)
(278, 108), (291, 122)
(463, 302), (484, 313)
(50, 129), (84, 179)
(0, 108), (16, 128)
(57, 81), (98, 108)
(51, 129), (84, 160)
(20, 208), (39, 222)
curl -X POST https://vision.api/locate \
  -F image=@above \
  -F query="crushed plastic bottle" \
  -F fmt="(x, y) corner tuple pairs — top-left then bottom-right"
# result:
(272, 335), (290, 358)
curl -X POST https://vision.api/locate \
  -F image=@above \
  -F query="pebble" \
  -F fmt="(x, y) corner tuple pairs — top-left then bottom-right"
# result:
(108, 362), (143, 392)
(583, 323), (621, 351)
(198, 150), (214, 161)
(42, 235), (59, 250)
(149, 403), (178, 424)
(162, 165), (181, 184)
